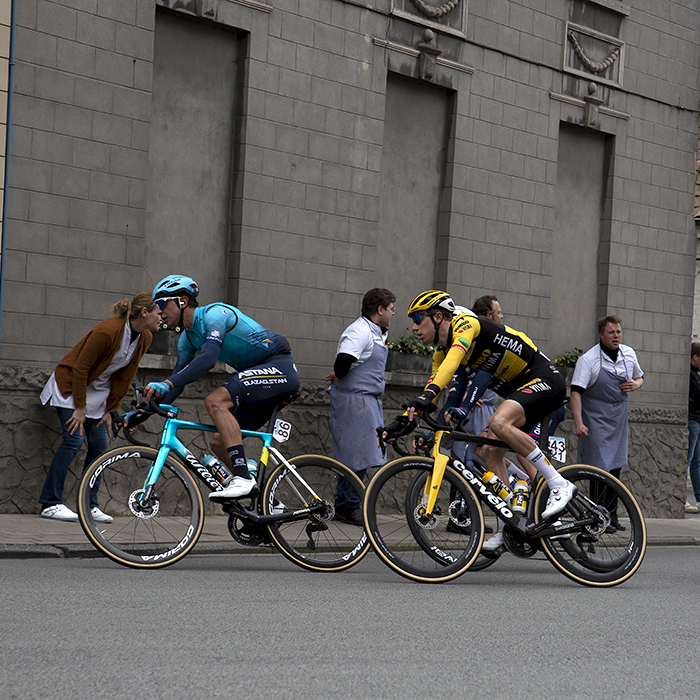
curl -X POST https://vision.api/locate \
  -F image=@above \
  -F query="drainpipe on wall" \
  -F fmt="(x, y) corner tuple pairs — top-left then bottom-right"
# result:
(0, 0), (16, 350)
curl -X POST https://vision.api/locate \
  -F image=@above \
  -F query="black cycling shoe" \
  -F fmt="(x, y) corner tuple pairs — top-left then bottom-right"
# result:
(334, 506), (364, 526)
(610, 515), (626, 531)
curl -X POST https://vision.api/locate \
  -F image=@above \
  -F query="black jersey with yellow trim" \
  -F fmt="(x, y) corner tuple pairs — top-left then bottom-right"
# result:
(428, 313), (541, 395)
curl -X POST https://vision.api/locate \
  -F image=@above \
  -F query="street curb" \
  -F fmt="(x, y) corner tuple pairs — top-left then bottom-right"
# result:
(0, 538), (697, 560)
(0, 544), (102, 559)
(0, 542), (276, 560)
(646, 537), (700, 547)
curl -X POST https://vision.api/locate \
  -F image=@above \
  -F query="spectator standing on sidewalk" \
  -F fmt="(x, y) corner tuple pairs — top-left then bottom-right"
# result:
(569, 315), (644, 531)
(686, 342), (700, 513)
(326, 288), (396, 524)
(38, 293), (160, 522)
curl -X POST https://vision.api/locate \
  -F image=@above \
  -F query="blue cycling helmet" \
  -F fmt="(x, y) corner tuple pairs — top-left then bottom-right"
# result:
(153, 275), (199, 300)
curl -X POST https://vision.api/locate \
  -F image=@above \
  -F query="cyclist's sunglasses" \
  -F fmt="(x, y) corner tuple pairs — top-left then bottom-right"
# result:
(154, 297), (180, 311)
(410, 311), (435, 324)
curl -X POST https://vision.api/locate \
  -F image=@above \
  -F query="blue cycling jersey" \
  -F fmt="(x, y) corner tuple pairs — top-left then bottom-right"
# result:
(166, 303), (291, 391)
(183, 304), (288, 367)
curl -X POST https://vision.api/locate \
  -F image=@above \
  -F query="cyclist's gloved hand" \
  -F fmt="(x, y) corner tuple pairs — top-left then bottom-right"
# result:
(123, 409), (152, 430)
(408, 386), (438, 413)
(413, 432), (435, 454)
(446, 406), (468, 423)
(147, 381), (171, 396)
(383, 415), (418, 441)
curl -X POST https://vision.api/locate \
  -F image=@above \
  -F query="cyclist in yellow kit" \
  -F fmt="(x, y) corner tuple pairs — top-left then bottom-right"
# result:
(383, 291), (575, 547)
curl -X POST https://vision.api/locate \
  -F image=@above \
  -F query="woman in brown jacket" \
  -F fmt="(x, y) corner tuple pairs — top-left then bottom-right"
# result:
(39, 293), (160, 521)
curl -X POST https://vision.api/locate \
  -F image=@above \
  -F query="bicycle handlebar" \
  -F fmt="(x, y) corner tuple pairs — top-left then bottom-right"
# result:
(405, 403), (511, 451)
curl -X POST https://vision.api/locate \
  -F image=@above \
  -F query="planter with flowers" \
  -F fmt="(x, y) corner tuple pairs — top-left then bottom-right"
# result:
(553, 347), (584, 386)
(385, 330), (434, 387)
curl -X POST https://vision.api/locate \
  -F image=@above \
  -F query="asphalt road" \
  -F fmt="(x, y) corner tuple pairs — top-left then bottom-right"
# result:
(1, 547), (698, 700)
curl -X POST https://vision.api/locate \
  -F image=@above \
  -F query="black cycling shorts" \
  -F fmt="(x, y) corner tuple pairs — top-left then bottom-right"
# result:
(222, 354), (300, 431)
(507, 357), (566, 433)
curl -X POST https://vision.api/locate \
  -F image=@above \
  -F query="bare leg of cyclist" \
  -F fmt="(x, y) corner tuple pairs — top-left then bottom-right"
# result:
(204, 387), (256, 501)
(486, 400), (575, 520)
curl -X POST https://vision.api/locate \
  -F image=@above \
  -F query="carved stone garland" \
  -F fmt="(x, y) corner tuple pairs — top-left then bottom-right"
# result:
(567, 30), (620, 74)
(410, 0), (460, 20)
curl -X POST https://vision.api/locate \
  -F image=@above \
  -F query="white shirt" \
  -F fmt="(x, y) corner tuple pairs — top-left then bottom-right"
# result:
(40, 322), (141, 418)
(336, 316), (387, 366)
(572, 342), (644, 390)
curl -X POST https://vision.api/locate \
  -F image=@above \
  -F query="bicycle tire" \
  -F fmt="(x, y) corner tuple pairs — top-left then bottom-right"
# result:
(405, 468), (500, 572)
(77, 446), (205, 569)
(262, 455), (370, 572)
(534, 464), (647, 587)
(363, 457), (484, 583)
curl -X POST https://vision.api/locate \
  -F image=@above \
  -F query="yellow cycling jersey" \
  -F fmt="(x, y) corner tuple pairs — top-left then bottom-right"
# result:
(427, 313), (541, 394)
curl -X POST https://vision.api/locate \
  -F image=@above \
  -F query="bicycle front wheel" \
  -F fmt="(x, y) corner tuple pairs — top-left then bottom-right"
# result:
(405, 469), (499, 572)
(534, 464), (647, 587)
(262, 455), (370, 572)
(77, 446), (205, 569)
(363, 457), (484, 583)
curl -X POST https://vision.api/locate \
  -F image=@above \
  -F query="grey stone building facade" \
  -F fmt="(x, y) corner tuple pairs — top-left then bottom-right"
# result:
(1, 0), (699, 516)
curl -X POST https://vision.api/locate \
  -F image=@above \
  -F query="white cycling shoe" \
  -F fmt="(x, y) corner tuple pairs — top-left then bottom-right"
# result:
(209, 476), (257, 501)
(541, 482), (576, 520)
(482, 531), (504, 551)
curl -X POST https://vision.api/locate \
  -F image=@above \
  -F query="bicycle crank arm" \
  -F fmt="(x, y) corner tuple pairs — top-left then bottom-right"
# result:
(222, 502), (323, 525)
(525, 518), (594, 538)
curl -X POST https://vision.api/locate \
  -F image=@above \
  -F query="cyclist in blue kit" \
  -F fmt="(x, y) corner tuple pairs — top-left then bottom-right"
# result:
(144, 275), (300, 501)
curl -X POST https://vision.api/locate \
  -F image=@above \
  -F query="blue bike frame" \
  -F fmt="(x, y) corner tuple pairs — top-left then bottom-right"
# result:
(141, 403), (275, 496)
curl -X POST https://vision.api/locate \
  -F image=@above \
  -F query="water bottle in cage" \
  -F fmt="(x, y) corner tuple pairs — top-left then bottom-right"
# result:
(202, 454), (233, 487)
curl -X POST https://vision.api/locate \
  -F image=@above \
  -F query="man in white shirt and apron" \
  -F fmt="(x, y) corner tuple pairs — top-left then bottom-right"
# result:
(326, 288), (396, 524)
(570, 315), (644, 531)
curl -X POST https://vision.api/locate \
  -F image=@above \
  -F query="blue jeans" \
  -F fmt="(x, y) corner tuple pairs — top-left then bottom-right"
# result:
(39, 407), (110, 510)
(688, 420), (700, 504)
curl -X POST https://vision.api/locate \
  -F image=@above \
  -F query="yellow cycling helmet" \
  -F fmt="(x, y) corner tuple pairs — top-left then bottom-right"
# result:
(407, 290), (456, 319)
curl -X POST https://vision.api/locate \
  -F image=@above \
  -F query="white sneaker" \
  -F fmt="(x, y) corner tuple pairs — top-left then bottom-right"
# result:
(40, 504), (78, 522)
(209, 476), (257, 501)
(685, 500), (699, 514)
(91, 507), (113, 523)
(542, 482), (576, 519)
(482, 530), (504, 551)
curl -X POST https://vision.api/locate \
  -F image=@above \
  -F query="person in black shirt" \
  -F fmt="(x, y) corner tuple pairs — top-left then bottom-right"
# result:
(686, 342), (700, 513)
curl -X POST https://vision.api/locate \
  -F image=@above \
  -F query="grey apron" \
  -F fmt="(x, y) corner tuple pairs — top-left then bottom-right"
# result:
(468, 387), (497, 435)
(453, 387), (497, 462)
(577, 347), (629, 472)
(330, 337), (388, 473)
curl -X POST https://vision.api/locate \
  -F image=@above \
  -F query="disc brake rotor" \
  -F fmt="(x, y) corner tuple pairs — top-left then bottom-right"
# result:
(413, 503), (438, 530)
(128, 489), (159, 519)
(584, 505), (611, 536)
(448, 499), (471, 528)
(309, 497), (334, 522)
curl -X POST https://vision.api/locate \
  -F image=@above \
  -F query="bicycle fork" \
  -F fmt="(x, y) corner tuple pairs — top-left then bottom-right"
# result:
(417, 432), (451, 520)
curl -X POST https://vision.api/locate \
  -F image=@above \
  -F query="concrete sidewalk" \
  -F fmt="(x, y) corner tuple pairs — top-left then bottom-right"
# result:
(1, 512), (699, 560)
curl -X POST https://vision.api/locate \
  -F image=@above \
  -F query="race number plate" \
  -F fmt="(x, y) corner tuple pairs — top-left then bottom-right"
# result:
(273, 419), (292, 443)
(548, 436), (566, 463)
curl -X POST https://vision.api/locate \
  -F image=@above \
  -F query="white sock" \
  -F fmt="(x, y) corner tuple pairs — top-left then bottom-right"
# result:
(525, 447), (568, 488)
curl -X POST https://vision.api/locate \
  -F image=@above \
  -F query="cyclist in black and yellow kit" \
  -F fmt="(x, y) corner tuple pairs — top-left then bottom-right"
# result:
(383, 290), (575, 547)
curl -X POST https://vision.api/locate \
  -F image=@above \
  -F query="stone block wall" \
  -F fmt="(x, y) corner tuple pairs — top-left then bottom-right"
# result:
(1, 0), (698, 517)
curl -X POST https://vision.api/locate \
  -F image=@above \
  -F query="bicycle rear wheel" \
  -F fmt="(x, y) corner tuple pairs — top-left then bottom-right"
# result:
(534, 464), (646, 587)
(363, 457), (484, 583)
(263, 455), (370, 572)
(77, 446), (204, 569)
